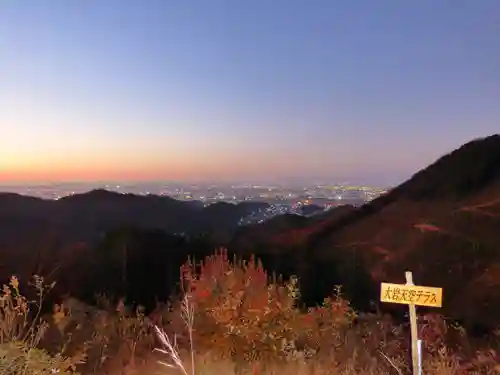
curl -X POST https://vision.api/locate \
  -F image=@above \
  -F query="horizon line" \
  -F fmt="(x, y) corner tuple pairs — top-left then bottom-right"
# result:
(0, 179), (392, 188)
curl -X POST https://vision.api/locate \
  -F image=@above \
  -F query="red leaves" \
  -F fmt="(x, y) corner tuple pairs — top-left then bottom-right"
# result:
(197, 289), (210, 300)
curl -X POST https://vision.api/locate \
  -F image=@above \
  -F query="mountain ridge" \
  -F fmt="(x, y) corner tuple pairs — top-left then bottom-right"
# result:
(0, 189), (270, 247)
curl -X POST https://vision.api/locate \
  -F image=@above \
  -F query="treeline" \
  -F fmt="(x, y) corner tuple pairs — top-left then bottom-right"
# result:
(1, 225), (376, 316)
(3, 221), (499, 335)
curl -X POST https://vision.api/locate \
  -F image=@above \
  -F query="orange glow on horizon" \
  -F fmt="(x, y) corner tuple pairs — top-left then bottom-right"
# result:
(0, 161), (218, 183)
(0, 150), (306, 183)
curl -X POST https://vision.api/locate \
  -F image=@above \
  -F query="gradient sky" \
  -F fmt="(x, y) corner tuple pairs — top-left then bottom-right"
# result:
(1, 1), (499, 185)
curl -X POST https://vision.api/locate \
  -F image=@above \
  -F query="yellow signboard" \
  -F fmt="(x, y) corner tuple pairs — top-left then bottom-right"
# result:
(380, 282), (443, 307)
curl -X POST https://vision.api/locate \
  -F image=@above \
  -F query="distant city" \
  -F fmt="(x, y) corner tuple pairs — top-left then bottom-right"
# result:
(0, 182), (389, 225)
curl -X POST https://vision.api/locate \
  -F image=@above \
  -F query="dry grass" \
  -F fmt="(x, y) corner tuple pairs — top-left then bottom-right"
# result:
(1, 249), (499, 375)
(0, 275), (86, 374)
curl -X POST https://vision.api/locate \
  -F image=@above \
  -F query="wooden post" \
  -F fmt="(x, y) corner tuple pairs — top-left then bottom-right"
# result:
(405, 271), (421, 375)
(380, 271), (442, 374)
(417, 339), (423, 375)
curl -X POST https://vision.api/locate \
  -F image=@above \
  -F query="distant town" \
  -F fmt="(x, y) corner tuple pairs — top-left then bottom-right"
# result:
(0, 182), (389, 225)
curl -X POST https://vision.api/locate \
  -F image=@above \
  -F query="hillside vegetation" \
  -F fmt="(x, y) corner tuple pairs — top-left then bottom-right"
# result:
(1, 251), (499, 375)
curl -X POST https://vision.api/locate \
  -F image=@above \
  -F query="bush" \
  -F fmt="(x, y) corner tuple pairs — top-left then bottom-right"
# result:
(2, 250), (500, 374)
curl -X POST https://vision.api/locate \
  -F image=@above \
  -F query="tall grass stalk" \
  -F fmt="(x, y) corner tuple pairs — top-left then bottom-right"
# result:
(155, 295), (196, 375)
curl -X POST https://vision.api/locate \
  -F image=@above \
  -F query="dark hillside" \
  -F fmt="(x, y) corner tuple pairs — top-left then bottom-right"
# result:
(230, 213), (308, 251)
(229, 205), (357, 252)
(307, 134), (500, 248)
(199, 201), (270, 241)
(0, 189), (270, 248)
(296, 135), (500, 329)
(389, 134), (500, 201)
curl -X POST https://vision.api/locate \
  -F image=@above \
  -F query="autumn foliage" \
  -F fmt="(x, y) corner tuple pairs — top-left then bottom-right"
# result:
(1, 250), (500, 374)
(159, 250), (500, 374)
(165, 249), (355, 367)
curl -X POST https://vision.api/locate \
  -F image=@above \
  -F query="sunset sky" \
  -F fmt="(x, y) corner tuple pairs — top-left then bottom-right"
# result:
(1, 1), (499, 185)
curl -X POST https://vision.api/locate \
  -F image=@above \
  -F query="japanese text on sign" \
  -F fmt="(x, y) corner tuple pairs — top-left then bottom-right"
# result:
(380, 282), (442, 307)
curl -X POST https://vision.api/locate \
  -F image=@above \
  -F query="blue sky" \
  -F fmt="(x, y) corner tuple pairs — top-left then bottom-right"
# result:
(1, 0), (499, 185)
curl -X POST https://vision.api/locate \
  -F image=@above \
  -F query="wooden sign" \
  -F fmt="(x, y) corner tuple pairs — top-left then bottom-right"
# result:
(380, 272), (443, 375)
(380, 282), (443, 307)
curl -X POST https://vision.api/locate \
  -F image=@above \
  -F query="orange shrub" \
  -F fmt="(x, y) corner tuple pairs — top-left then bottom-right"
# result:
(167, 249), (357, 368)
